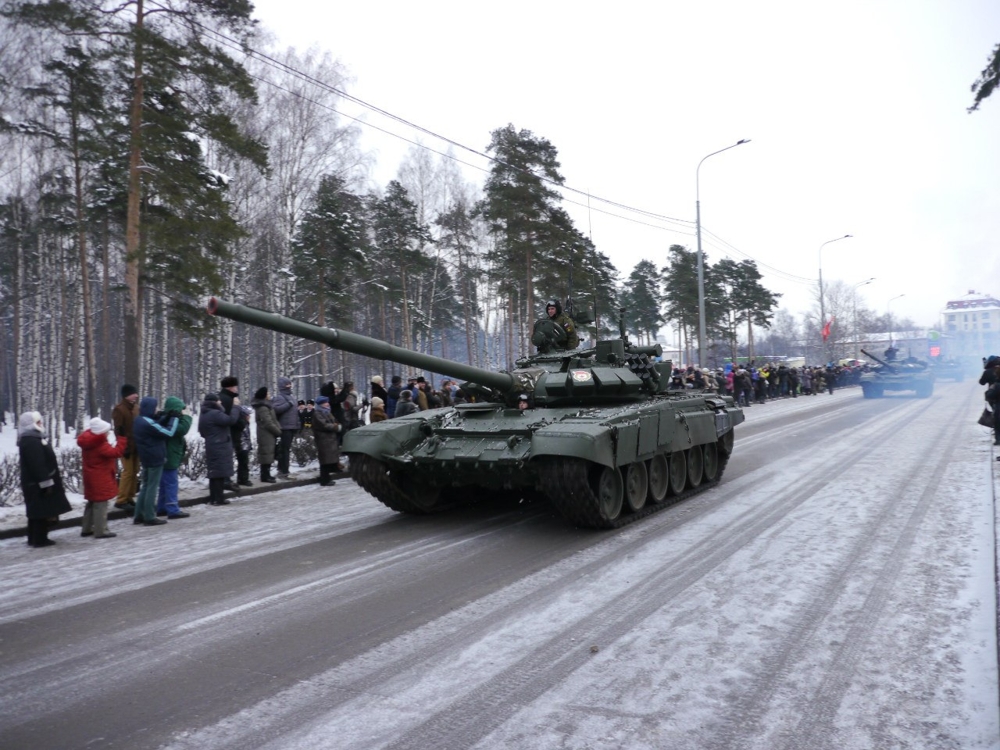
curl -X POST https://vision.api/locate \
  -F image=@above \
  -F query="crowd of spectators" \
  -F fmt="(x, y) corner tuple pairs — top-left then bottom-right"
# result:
(666, 362), (868, 406)
(14, 370), (477, 547)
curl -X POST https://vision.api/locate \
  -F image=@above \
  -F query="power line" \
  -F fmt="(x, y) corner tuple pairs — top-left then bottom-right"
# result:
(152, 5), (788, 280)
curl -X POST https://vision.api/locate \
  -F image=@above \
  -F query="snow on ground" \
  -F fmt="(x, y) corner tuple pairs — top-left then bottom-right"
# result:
(0, 386), (997, 748)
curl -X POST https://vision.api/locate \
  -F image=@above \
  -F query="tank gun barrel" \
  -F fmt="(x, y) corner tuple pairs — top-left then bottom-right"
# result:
(207, 297), (516, 392)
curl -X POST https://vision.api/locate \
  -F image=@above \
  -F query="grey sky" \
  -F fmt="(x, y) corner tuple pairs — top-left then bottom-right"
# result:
(250, 0), (1000, 330)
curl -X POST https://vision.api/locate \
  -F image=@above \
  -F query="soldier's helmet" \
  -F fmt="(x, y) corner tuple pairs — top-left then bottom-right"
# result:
(545, 299), (562, 316)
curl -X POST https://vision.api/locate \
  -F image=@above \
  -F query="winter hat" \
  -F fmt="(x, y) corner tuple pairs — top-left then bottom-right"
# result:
(399, 389), (412, 400)
(371, 375), (384, 385)
(164, 396), (185, 413)
(320, 381), (337, 398)
(254, 386), (269, 400)
(391, 375), (402, 384)
(220, 376), (239, 388)
(278, 376), (292, 390)
(121, 384), (138, 398)
(89, 417), (111, 435)
(18, 411), (42, 434)
(204, 393), (220, 403)
(371, 396), (384, 408)
(315, 395), (330, 406)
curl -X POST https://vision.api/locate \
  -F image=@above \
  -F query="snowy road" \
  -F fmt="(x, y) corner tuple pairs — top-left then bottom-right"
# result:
(1, 382), (998, 749)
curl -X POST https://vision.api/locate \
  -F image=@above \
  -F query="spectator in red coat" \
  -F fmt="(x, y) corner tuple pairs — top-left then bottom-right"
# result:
(77, 417), (128, 539)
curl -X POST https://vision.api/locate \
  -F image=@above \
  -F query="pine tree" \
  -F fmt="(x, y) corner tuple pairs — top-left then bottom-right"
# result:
(713, 258), (780, 363)
(476, 124), (567, 339)
(435, 198), (483, 364)
(620, 260), (665, 345)
(5, 0), (267, 387)
(369, 181), (434, 350)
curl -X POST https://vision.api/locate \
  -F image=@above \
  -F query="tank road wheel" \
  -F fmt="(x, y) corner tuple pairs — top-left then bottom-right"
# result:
(592, 465), (624, 523)
(624, 461), (649, 513)
(686, 446), (704, 489)
(702, 441), (720, 482)
(667, 451), (687, 496)
(717, 429), (735, 457)
(647, 453), (669, 503)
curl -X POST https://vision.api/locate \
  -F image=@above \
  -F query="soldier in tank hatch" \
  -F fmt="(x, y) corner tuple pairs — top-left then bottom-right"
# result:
(544, 299), (579, 350)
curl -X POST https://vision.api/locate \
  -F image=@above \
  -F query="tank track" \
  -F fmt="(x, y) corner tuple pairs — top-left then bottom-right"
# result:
(350, 454), (431, 515)
(353, 440), (731, 529)
(538, 445), (732, 530)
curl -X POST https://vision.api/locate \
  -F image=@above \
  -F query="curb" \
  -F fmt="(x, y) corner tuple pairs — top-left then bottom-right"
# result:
(0, 472), (324, 541)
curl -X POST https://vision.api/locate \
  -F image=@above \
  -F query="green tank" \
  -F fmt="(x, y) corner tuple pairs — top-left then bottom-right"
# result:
(928, 357), (965, 382)
(859, 348), (935, 398)
(207, 297), (745, 529)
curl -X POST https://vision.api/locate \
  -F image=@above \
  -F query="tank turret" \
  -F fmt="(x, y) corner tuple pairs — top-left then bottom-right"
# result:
(207, 297), (745, 528)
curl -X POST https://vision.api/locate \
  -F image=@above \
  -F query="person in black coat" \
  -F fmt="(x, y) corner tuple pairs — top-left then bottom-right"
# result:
(198, 393), (240, 505)
(982, 357), (1000, 445)
(219, 376), (251, 488)
(370, 376), (389, 405)
(17, 411), (71, 547)
(311, 396), (342, 485)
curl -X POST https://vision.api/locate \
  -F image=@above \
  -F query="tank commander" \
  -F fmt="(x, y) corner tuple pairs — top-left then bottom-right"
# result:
(543, 299), (579, 350)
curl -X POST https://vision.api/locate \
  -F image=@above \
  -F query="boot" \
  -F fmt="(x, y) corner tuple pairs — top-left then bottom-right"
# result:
(261, 464), (277, 483)
(91, 502), (110, 537)
(28, 519), (54, 547)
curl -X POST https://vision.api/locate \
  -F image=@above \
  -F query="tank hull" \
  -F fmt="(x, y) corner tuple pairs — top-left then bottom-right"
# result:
(859, 371), (935, 398)
(345, 392), (744, 529)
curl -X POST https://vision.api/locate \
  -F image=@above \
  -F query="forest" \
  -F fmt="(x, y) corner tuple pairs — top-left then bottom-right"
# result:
(0, 1), (917, 435)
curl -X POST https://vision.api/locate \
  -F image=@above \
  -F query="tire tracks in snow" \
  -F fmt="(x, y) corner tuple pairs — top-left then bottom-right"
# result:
(706, 386), (976, 750)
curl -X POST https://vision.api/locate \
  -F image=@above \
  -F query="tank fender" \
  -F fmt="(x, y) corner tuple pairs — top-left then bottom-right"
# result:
(704, 397), (745, 436)
(529, 422), (616, 468)
(342, 416), (431, 460)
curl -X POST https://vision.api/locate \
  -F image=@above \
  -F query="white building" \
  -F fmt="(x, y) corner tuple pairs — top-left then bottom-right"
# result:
(939, 290), (1000, 360)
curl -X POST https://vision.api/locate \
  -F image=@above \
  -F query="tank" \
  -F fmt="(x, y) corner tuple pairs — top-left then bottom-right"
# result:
(207, 297), (745, 529)
(928, 357), (965, 382)
(859, 348), (935, 398)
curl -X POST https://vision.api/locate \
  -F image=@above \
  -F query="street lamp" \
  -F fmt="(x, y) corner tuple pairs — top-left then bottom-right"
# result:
(696, 138), (750, 367)
(852, 277), (875, 360)
(818, 234), (853, 364)
(887, 294), (905, 347)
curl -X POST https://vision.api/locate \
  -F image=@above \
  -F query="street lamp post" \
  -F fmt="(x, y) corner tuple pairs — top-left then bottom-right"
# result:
(696, 138), (750, 367)
(818, 234), (853, 364)
(887, 294), (905, 347)
(851, 277), (875, 360)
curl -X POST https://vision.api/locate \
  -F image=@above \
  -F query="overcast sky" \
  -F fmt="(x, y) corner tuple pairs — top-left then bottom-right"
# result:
(249, 0), (1000, 331)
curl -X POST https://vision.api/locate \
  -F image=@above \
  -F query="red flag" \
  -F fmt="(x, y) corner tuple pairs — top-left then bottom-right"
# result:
(821, 316), (835, 341)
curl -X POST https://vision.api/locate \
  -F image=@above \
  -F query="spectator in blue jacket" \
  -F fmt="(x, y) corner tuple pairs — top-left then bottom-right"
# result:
(132, 396), (179, 526)
(386, 375), (402, 418)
